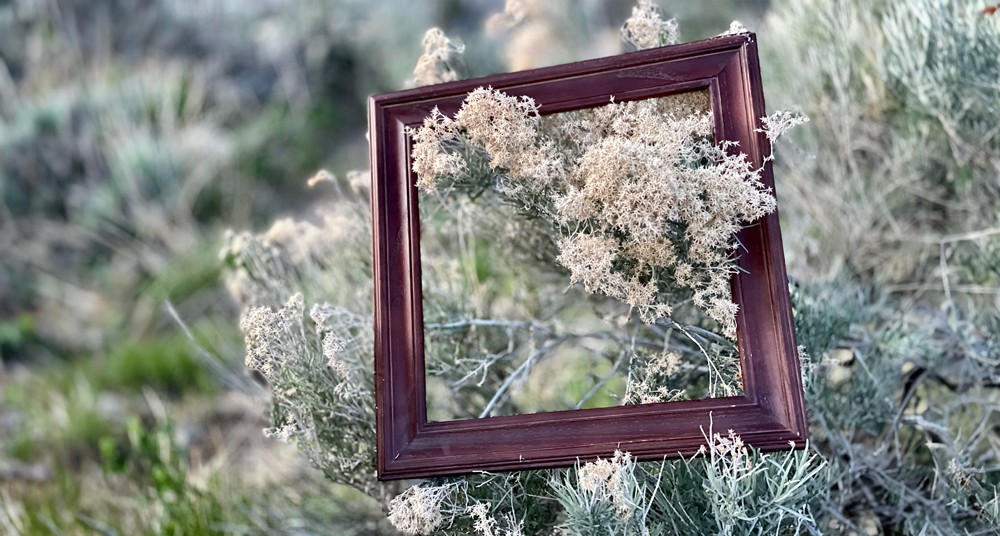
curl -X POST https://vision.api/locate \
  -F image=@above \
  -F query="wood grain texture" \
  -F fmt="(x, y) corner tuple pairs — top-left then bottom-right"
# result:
(368, 33), (808, 480)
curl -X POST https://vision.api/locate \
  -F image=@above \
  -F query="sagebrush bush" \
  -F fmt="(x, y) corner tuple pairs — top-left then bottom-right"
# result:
(228, 1), (1000, 534)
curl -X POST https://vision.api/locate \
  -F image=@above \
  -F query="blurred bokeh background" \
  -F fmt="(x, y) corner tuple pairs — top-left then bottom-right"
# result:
(3, 0), (999, 534)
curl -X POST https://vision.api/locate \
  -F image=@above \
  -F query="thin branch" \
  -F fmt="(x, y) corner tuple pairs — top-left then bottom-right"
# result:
(574, 348), (628, 409)
(887, 227), (1000, 244)
(478, 336), (568, 418)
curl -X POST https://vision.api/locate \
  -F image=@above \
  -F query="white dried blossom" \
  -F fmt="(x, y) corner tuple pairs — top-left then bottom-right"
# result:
(241, 293), (305, 380)
(553, 185), (592, 223)
(758, 110), (809, 142)
(757, 109), (810, 163)
(412, 28), (464, 87)
(720, 21), (749, 36)
(410, 108), (466, 191)
(409, 87), (565, 192)
(712, 429), (748, 459)
(467, 502), (525, 536)
(624, 351), (685, 405)
(578, 450), (635, 519)
(227, 186), (393, 503)
(556, 232), (669, 321)
(946, 458), (978, 491)
(626, 239), (677, 268)
(468, 503), (496, 535)
(322, 331), (349, 376)
(621, 0), (678, 50)
(551, 97), (772, 334)
(388, 483), (458, 535)
(263, 421), (296, 443)
(309, 302), (334, 332)
(555, 234), (628, 300)
(453, 87), (562, 189)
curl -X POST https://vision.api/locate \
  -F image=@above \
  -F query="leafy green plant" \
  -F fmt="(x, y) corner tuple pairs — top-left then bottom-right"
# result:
(100, 334), (216, 396)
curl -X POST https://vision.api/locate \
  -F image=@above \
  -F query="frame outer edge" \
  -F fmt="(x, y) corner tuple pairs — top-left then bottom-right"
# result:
(745, 38), (810, 440)
(369, 95), (389, 477)
(371, 35), (810, 480)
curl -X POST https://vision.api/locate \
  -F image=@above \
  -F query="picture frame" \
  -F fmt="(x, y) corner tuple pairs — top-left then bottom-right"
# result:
(368, 32), (808, 480)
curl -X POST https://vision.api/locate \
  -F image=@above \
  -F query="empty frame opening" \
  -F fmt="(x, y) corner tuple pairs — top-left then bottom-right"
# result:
(416, 88), (764, 422)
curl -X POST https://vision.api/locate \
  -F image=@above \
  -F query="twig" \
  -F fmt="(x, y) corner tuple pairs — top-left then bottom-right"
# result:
(658, 317), (724, 397)
(884, 284), (998, 295)
(888, 227), (1000, 244)
(940, 242), (953, 306)
(684, 325), (731, 345)
(574, 349), (628, 409)
(165, 300), (260, 394)
(425, 319), (545, 331)
(478, 336), (567, 418)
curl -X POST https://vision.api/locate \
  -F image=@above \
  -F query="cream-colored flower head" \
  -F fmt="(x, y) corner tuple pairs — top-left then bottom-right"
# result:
(241, 293), (305, 380)
(454, 87), (562, 189)
(388, 484), (455, 535)
(625, 351), (685, 405)
(711, 429), (749, 459)
(757, 110), (809, 162)
(410, 108), (466, 191)
(720, 21), (749, 36)
(412, 28), (464, 87)
(578, 450), (635, 519)
(621, 0), (678, 50)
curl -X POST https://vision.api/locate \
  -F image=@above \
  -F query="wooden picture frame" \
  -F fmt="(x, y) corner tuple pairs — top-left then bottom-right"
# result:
(368, 33), (808, 480)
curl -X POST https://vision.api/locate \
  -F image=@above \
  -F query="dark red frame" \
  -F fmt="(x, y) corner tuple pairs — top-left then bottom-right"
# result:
(368, 33), (807, 480)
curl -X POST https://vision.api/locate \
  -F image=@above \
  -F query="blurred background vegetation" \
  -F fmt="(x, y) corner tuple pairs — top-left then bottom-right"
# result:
(2, 0), (999, 534)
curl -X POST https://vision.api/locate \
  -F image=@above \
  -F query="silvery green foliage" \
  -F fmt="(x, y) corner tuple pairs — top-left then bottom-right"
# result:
(791, 282), (1000, 535)
(224, 187), (839, 536)
(699, 435), (828, 536)
(552, 439), (828, 536)
(881, 0), (1000, 169)
(221, 191), (404, 504)
(761, 1), (1000, 530)
(763, 0), (1000, 288)
(0, 0), (446, 359)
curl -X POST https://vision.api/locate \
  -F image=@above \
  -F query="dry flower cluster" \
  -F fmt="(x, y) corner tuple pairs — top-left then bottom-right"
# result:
(621, 0), (679, 50)
(720, 21), (750, 36)
(577, 450), (636, 520)
(699, 422), (829, 535)
(412, 28), (465, 87)
(388, 483), (461, 535)
(623, 350), (685, 404)
(411, 87), (561, 192)
(241, 293), (307, 381)
(757, 109), (809, 162)
(484, 0), (531, 33)
(699, 428), (748, 459)
(222, 192), (396, 504)
(412, 86), (779, 338)
(467, 502), (526, 536)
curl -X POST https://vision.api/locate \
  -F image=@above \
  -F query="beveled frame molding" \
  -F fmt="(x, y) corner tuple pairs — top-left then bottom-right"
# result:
(368, 33), (808, 480)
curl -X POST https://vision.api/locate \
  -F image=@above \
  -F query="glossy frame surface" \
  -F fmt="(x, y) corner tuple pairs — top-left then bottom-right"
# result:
(368, 33), (808, 480)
